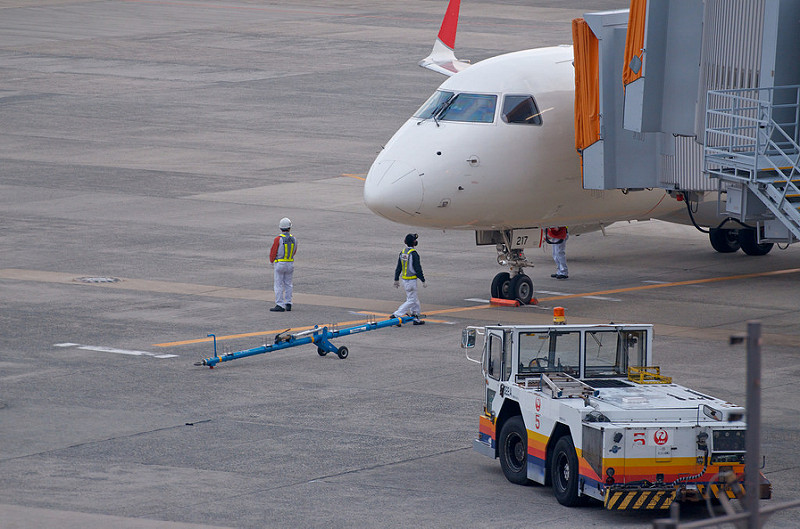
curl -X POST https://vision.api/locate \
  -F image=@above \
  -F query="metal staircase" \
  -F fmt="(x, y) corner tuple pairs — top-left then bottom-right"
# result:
(704, 85), (800, 243)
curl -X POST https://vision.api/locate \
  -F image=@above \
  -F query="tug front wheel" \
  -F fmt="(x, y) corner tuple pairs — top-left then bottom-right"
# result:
(498, 416), (529, 485)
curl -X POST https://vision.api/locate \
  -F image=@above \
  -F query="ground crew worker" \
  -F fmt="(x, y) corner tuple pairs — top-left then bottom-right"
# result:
(545, 226), (568, 279)
(269, 217), (297, 312)
(392, 233), (426, 325)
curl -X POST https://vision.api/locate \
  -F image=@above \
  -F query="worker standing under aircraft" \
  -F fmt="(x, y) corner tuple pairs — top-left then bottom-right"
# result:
(392, 233), (426, 325)
(546, 226), (568, 279)
(269, 217), (297, 312)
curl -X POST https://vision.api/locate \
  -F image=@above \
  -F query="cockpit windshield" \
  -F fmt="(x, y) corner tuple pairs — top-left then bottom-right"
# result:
(414, 90), (455, 120)
(414, 91), (497, 123)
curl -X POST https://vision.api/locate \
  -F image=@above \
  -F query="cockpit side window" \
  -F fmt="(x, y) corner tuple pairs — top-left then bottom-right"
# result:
(438, 93), (497, 123)
(502, 95), (543, 125)
(414, 90), (455, 119)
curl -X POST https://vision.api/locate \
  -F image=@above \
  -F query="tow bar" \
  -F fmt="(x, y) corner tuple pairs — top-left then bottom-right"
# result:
(195, 314), (420, 368)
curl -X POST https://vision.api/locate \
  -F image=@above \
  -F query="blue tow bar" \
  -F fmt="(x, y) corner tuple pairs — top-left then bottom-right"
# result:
(195, 315), (419, 368)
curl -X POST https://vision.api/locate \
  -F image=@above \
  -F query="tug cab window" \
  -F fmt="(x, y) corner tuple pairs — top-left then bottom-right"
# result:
(518, 331), (579, 376)
(485, 332), (503, 381)
(502, 95), (543, 125)
(414, 91), (497, 123)
(584, 330), (647, 377)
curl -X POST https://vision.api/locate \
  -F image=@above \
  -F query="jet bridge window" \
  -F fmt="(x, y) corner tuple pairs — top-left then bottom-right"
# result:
(502, 95), (543, 125)
(584, 329), (647, 377)
(518, 331), (579, 376)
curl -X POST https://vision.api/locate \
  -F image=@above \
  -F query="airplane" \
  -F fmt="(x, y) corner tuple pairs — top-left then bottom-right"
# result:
(363, 0), (769, 304)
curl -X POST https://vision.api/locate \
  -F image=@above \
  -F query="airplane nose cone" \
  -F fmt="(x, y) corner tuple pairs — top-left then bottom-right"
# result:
(364, 160), (424, 219)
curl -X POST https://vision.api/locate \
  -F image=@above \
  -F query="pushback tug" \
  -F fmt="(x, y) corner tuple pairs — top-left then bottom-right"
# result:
(464, 309), (770, 510)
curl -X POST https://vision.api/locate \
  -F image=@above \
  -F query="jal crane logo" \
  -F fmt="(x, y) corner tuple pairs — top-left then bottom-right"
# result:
(653, 429), (669, 446)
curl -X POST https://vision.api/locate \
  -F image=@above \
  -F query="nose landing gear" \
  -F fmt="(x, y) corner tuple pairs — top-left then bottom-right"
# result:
(492, 242), (534, 305)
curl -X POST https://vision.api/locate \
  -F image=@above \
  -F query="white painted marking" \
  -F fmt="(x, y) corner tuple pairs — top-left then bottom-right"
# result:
(642, 280), (669, 284)
(584, 296), (621, 302)
(537, 290), (621, 302)
(465, 298), (490, 303)
(55, 343), (177, 359)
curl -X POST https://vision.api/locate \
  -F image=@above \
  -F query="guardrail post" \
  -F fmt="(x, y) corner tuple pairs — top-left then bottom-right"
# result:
(745, 321), (761, 529)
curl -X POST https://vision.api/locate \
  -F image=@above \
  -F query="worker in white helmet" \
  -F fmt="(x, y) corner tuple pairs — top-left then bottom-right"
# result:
(269, 217), (297, 312)
(392, 233), (426, 325)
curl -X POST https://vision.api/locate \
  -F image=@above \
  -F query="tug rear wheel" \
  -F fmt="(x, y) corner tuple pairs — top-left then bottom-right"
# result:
(551, 435), (584, 506)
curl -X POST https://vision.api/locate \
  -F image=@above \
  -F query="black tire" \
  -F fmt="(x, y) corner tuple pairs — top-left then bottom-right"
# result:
(498, 416), (529, 485)
(551, 435), (583, 506)
(709, 228), (740, 253)
(491, 272), (512, 299)
(738, 228), (773, 256)
(510, 274), (533, 305)
(317, 347), (327, 356)
(336, 346), (349, 359)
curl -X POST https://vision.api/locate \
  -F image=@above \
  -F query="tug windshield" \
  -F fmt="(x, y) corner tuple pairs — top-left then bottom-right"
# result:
(584, 329), (647, 377)
(518, 331), (579, 376)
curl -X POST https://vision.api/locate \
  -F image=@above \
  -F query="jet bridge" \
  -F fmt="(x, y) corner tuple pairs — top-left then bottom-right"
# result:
(575, 0), (800, 246)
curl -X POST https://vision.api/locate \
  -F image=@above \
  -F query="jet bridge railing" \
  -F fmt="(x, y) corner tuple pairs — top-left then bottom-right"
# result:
(705, 85), (800, 179)
(704, 86), (800, 242)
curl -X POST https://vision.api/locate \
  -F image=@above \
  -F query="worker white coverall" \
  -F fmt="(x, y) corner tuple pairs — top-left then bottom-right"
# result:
(271, 233), (296, 308)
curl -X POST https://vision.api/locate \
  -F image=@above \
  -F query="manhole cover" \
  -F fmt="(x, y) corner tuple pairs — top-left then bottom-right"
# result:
(75, 277), (121, 284)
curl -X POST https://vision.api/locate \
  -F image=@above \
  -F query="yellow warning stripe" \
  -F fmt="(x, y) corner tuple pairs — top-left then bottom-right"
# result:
(698, 483), (742, 499)
(605, 489), (676, 510)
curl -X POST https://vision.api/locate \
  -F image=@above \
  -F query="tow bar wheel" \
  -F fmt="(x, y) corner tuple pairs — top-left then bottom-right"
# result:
(336, 346), (349, 359)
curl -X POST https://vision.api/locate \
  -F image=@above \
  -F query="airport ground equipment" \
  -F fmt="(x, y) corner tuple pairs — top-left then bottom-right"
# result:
(464, 320), (771, 510)
(196, 315), (419, 368)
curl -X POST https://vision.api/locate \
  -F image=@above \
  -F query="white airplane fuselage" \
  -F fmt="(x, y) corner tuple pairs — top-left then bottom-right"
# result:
(364, 46), (684, 232)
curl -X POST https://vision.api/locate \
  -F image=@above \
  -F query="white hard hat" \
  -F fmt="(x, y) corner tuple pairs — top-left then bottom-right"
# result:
(279, 217), (292, 230)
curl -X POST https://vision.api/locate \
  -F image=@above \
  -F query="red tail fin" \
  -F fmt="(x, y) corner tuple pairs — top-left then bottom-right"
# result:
(438, 0), (461, 50)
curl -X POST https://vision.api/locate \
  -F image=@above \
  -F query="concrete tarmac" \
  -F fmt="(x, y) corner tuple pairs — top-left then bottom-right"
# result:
(1, 1), (798, 528)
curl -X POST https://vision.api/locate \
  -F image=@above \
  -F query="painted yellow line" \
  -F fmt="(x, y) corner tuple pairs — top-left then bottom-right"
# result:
(4, 266), (798, 347)
(534, 267), (800, 302)
(423, 267), (800, 315)
(342, 173), (366, 181)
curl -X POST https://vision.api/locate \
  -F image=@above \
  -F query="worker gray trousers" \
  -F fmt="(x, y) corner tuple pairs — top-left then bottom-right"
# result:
(395, 279), (421, 316)
(273, 261), (294, 308)
(551, 234), (568, 276)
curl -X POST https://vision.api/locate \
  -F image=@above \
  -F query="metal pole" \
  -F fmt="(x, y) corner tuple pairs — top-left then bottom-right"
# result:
(745, 321), (761, 529)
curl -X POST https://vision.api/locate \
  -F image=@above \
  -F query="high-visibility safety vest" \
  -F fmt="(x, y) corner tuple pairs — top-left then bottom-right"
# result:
(275, 233), (296, 262)
(400, 247), (417, 280)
